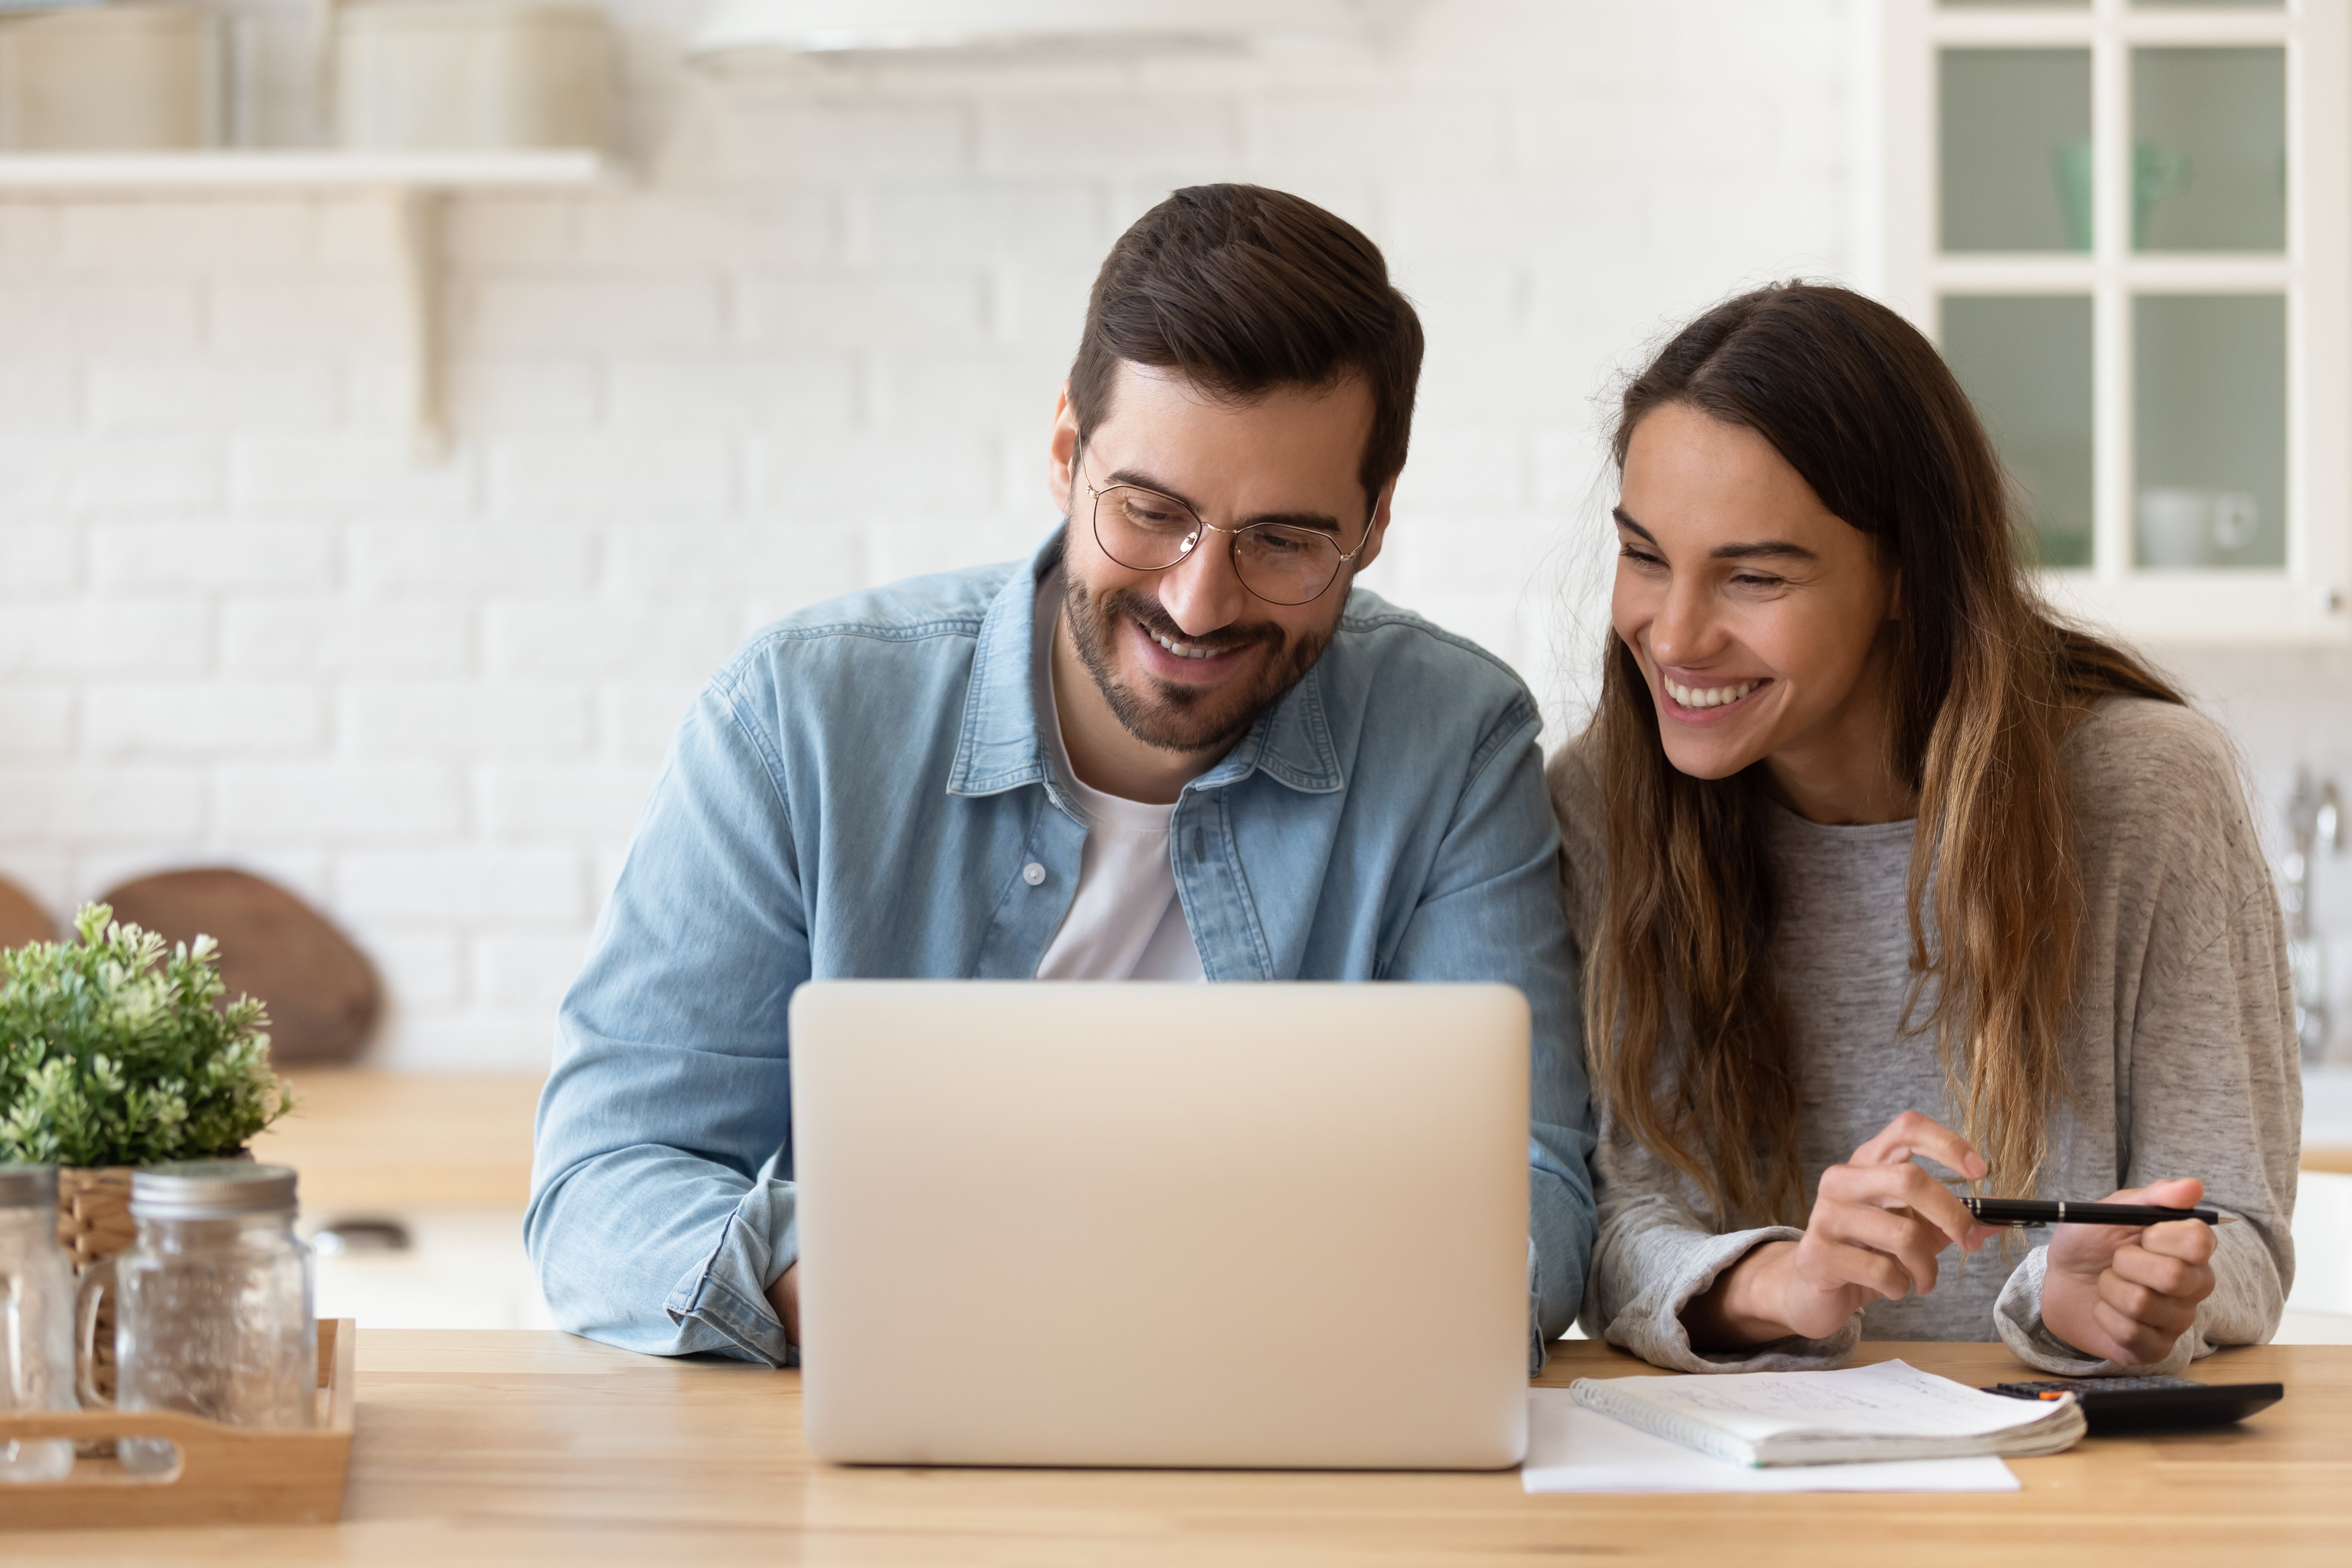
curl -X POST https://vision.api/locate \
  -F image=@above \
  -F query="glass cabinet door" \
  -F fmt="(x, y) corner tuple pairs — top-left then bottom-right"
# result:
(2134, 293), (2287, 568)
(1940, 50), (2091, 251)
(2131, 47), (2285, 251)
(1942, 295), (2095, 565)
(1885, 0), (2348, 636)
(1917, 3), (2314, 589)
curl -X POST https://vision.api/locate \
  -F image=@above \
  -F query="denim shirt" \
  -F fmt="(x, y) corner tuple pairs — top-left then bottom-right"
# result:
(527, 530), (1597, 1369)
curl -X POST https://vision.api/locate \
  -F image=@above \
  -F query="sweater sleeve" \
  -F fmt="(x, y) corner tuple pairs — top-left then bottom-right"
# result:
(1993, 700), (2302, 1375)
(1994, 870), (2300, 1375)
(1585, 1117), (1860, 1372)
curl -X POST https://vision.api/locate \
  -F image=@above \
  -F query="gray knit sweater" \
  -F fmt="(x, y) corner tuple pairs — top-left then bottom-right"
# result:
(1548, 697), (2300, 1375)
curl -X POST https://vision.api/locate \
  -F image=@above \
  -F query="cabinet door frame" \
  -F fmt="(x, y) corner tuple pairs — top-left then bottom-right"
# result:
(1874, 0), (2351, 644)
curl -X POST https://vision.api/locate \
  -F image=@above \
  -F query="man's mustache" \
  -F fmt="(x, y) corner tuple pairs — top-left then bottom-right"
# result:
(1100, 588), (1283, 655)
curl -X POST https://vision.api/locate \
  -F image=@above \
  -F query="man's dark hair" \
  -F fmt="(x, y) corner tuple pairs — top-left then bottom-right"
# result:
(1069, 184), (1424, 509)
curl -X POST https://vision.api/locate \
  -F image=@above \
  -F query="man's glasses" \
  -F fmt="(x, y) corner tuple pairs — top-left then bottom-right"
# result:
(1083, 468), (1368, 607)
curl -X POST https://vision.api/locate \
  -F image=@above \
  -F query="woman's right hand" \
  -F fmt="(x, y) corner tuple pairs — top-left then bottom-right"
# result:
(1685, 1111), (2006, 1349)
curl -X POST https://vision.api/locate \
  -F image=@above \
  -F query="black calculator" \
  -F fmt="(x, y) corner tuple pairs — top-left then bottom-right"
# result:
(1981, 1375), (2283, 1434)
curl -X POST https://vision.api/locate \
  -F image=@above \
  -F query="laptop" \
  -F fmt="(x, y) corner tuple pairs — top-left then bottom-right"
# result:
(788, 980), (1532, 1470)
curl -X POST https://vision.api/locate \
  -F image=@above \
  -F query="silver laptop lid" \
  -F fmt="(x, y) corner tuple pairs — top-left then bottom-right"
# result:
(790, 980), (1530, 1470)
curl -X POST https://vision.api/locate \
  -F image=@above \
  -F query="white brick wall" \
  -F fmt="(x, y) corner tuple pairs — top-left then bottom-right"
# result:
(15, 0), (2333, 1072)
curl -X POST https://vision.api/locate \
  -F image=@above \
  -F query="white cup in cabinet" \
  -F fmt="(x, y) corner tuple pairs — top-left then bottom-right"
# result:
(2137, 486), (2264, 569)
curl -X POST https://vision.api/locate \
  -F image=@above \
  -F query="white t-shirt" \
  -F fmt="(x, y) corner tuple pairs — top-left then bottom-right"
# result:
(1031, 573), (1206, 982)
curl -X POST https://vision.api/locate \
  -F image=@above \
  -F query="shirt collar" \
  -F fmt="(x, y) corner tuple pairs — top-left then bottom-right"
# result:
(947, 527), (1346, 799)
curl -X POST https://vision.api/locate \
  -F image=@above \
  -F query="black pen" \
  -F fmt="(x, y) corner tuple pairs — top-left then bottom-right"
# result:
(1961, 1197), (2234, 1228)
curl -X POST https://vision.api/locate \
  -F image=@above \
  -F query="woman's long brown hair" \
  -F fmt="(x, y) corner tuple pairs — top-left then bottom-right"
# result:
(1588, 284), (2183, 1225)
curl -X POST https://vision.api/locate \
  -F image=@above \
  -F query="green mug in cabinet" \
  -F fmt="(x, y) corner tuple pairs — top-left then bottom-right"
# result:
(2053, 138), (2193, 252)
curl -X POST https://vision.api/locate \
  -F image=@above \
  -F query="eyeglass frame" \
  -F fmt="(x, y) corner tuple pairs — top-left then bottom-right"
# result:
(1076, 458), (1375, 607)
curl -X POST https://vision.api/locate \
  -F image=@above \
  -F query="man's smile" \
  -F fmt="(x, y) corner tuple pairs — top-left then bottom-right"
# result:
(1118, 601), (1276, 690)
(1149, 628), (1218, 661)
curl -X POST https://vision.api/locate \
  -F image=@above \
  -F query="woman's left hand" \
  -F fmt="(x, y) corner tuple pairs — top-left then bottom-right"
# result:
(2038, 1177), (2218, 1366)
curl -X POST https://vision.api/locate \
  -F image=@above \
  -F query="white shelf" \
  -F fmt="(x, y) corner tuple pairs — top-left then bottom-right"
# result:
(0, 148), (615, 191)
(2040, 568), (2349, 645)
(0, 148), (621, 459)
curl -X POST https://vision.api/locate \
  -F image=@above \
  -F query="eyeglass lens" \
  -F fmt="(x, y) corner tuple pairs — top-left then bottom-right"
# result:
(1092, 485), (1347, 606)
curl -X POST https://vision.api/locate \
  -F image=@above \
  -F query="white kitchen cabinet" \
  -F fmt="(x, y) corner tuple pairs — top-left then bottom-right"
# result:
(1871, 0), (2351, 642)
(2280, 1065), (2352, 1340)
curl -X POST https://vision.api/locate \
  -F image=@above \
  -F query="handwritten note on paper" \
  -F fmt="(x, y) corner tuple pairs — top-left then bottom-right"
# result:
(1520, 1390), (2022, 1495)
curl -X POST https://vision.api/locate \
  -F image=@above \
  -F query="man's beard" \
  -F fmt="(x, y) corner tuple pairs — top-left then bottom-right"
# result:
(1063, 576), (1332, 755)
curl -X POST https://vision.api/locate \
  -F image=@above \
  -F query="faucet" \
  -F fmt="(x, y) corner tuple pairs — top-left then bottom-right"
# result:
(2285, 768), (2343, 1064)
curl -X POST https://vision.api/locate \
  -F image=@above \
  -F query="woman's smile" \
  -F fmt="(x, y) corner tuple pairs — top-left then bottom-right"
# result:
(1658, 670), (1771, 715)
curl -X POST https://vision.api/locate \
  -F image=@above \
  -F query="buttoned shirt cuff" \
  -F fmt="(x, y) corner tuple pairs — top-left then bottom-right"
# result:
(1992, 1244), (2196, 1376)
(663, 1178), (801, 1369)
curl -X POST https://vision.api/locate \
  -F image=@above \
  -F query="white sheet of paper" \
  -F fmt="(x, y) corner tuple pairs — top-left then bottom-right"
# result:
(1521, 1390), (2022, 1494)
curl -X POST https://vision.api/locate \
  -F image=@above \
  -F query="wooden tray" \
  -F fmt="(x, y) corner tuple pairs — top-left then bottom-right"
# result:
(0, 1318), (355, 1529)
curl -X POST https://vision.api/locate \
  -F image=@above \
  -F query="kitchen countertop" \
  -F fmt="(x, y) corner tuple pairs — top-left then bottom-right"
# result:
(246, 1071), (543, 1210)
(6, 1334), (2342, 1566)
(244, 1069), (2352, 1195)
(2302, 1064), (2352, 1174)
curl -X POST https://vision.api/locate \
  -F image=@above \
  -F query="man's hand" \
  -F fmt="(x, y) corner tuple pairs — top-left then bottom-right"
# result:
(2038, 1177), (2216, 1366)
(1686, 1111), (2003, 1349)
(766, 1262), (800, 1346)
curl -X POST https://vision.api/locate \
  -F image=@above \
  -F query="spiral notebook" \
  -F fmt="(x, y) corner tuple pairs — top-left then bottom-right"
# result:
(1566, 1359), (2087, 1468)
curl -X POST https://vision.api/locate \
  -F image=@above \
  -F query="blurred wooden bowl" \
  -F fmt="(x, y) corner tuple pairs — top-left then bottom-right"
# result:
(99, 869), (381, 1066)
(0, 876), (56, 950)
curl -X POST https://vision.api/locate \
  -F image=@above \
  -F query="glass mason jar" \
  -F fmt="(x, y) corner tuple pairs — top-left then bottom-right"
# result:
(0, 1164), (75, 1482)
(77, 1162), (314, 1475)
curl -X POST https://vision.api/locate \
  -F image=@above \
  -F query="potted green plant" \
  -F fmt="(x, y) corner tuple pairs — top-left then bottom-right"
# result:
(0, 903), (294, 1397)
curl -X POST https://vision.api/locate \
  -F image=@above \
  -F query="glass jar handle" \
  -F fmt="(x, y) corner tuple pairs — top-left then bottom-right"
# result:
(73, 1257), (115, 1409)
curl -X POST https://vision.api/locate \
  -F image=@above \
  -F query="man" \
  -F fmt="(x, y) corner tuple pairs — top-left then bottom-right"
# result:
(527, 184), (1595, 1368)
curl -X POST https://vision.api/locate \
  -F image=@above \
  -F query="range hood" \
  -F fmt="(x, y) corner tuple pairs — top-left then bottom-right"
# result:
(688, 0), (1367, 62)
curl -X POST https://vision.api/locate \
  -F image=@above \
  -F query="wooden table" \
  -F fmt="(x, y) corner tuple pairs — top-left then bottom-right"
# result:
(6, 1334), (2342, 1566)
(246, 1071), (543, 1211)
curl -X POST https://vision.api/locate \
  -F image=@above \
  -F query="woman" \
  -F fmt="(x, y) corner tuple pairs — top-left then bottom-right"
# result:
(1552, 284), (2299, 1374)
